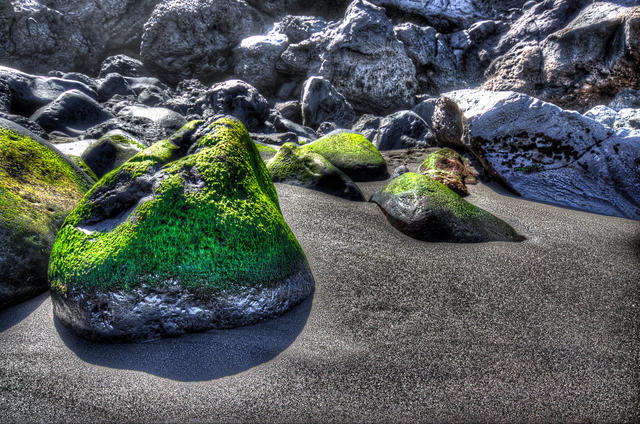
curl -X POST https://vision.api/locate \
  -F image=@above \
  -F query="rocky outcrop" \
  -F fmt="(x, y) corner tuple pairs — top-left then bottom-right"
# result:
(448, 89), (640, 220)
(48, 118), (314, 341)
(267, 142), (364, 200)
(0, 118), (92, 310)
(484, 2), (640, 110)
(373, 111), (435, 150)
(140, 0), (264, 83)
(233, 33), (288, 94)
(371, 172), (523, 243)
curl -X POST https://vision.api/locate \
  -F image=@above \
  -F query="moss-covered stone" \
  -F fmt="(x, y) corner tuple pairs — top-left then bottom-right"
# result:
(301, 130), (387, 181)
(267, 143), (364, 201)
(68, 155), (98, 182)
(371, 172), (523, 243)
(254, 140), (278, 161)
(418, 148), (478, 196)
(48, 117), (314, 341)
(0, 123), (91, 309)
(81, 130), (144, 178)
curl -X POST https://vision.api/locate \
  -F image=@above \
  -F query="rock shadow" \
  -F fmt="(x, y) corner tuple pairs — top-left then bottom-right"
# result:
(0, 292), (48, 333)
(55, 294), (313, 382)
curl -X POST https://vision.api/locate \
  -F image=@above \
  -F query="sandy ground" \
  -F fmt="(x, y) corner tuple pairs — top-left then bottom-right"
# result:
(0, 151), (639, 423)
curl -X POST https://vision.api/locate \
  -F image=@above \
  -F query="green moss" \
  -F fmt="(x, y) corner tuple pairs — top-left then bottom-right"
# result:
(267, 143), (335, 183)
(418, 148), (477, 195)
(68, 156), (98, 182)
(254, 141), (278, 161)
(49, 118), (306, 294)
(301, 131), (387, 180)
(382, 172), (485, 221)
(100, 131), (144, 150)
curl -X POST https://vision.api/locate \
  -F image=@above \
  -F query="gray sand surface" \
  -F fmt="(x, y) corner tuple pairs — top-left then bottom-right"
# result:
(1, 152), (638, 422)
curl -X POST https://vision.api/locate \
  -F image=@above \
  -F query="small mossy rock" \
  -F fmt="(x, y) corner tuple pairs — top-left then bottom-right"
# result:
(48, 117), (314, 341)
(0, 119), (92, 309)
(81, 130), (144, 179)
(371, 173), (523, 243)
(418, 148), (478, 196)
(267, 143), (364, 201)
(254, 141), (278, 161)
(301, 131), (387, 181)
(68, 156), (99, 182)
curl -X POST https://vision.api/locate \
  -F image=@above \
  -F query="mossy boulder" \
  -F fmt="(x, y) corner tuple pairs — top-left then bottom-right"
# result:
(418, 148), (478, 196)
(48, 117), (314, 341)
(68, 156), (98, 182)
(254, 140), (278, 161)
(81, 130), (144, 178)
(0, 118), (92, 309)
(267, 143), (364, 201)
(371, 173), (523, 243)
(301, 130), (387, 181)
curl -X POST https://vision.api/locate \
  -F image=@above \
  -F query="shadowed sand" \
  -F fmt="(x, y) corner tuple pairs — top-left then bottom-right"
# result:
(0, 152), (638, 422)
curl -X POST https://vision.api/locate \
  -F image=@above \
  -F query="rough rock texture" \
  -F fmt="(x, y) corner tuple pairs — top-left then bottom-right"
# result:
(373, 111), (435, 150)
(448, 89), (640, 220)
(300, 76), (355, 130)
(352, 114), (381, 142)
(609, 88), (640, 111)
(0, 0), (161, 75)
(31, 90), (114, 137)
(99, 55), (147, 79)
(418, 147), (478, 195)
(196, 80), (273, 133)
(117, 105), (187, 134)
(233, 33), (289, 93)
(371, 172), (523, 243)
(49, 117), (314, 341)
(301, 130), (387, 180)
(81, 131), (144, 178)
(0, 118), (91, 310)
(275, 15), (328, 43)
(267, 142), (364, 200)
(584, 105), (640, 130)
(484, 2), (640, 110)
(0, 66), (97, 117)
(431, 96), (468, 147)
(97, 73), (136, 102)
(140, 0), (264, 83)
(82, 115), (173, 148)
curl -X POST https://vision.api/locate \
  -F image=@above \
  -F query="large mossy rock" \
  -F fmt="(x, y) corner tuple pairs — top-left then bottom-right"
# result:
(49, 117), (314, 341)
(301, 131), (387, 181)
(267, 143), (364, 201)
(371, 173), (523, 243)
(0, 119), (92, 309)
(418, 148), (478, 196)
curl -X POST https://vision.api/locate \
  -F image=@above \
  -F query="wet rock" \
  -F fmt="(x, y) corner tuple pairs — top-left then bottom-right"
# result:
(140, 0), (264, 83)
(48, 117), (314, 341)
(82, 115), (173, 147)
(268, 142), (364, 200)
(81, 130), (144, 178)
(97, 73), (135, 102)
(31, 90), (114, 137)
(373, 111), (436, 151)
(274, 117), (317, 140)
(301, 130), (387, 180)
(411, 97), (438, 124)
(352, 114), (381, 142)
(274, 100), (301, 123)
(300, 76), (355, 130)
(0, 118), (92, 309)
(371, 172), (523, 243)
(448, 88), (640, 219)
(117, 105), (187, 134)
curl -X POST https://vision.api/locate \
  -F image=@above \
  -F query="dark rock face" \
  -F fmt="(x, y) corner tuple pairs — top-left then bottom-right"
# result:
(371, 172), (523, 243)
(484, 2), (640, 110)
(275, 15), (328, 43)
(373, 110), (435, 150)
(97, 73), (136, 102)
(0, 66), (97, 117)
(352, 114), (381, 142)
(196, 80), (273, 132)
(267, 142), (364, 200)
(81, 131), (144, 178)
(233, 33), (289, 93)
(431, 96), (467, 147)
(99, 55), (147, 78)
(82, 114), (176, 148)
(140, 0), (264, 83)
(31, 90), (114, 137)
(448, 89), (640, 220)
(300, 76), (355, 130)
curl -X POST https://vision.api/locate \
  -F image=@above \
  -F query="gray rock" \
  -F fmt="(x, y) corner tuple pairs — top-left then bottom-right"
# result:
(391, 164), (409, 178)
(274, 117), (317, 140)
(374, 110), (436, 151)
(300, 76), (355, 130)
(0, 112), (48, 139)
(31, 90), (114, 137)
(251, 132), (298, 146)
(584, 105), (622, 128)
(196, 79), (272, 132)
(317, 121), (339, 137)
(352, 114), (381, 142)
(117, 105), (187, 133)
(99, 55), (147, 78)
(97, 73), (135, 102)
(82, 115), (175, 147)
(60, 72), (99, 92)
(161, 78), (208, 116)
(233, 32), (289, 93)
(447, 89), (640, 220)
(0, 66), (97, 116)
(609, 88), (640, 111)
(411, 97), (438, 124)
(274, 100), (301, 123)
(81, 130), (144, 178)
(275, 15), (328, 43)
(140, 0), (264, 83)
(431, 96), (467, 147)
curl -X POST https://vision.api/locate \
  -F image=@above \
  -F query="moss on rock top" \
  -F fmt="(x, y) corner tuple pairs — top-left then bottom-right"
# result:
(418, 147), (478, 196)
(48, 118), (308, 294)
(301, 131), (387, 181)
(0, 124), (91, 308)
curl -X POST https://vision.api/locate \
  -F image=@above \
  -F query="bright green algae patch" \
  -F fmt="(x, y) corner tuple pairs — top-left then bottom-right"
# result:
(268, 143), (336, 183)
(49, 118), (307, 294)
(301, 131), (387, 180)
(68, 156), (98, 181)
(0, 127), (91, 307)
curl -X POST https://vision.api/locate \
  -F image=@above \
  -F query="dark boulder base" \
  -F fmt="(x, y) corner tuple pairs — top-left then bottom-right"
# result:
(51, 264), (314, 342)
